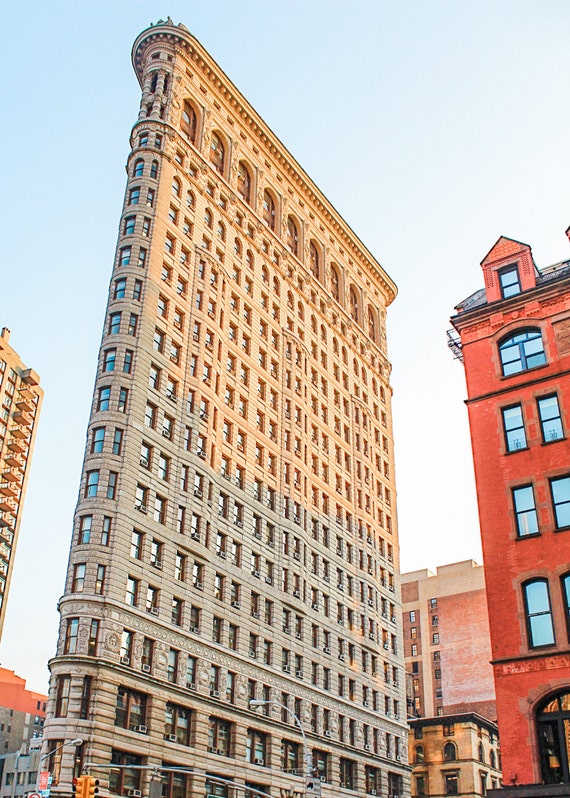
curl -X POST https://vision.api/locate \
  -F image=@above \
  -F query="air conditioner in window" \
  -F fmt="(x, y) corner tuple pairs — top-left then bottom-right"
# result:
(282, 665), (291, 673)
(319, 776), (327, 783)
(370, 791), (377, 795)
(193, 488), (202, 498)
(236, 520), (243, 528)
(151, 560), (162, 570)
(252, 570), (260, 578)
(166, 734), (177, 742)
(249, 650), (257, 658)
(195, 581), (204, 590)
(323, 646), (331, 654)
(217, 749), (226, 756)
(217, 550), (227, 559)
(295, 670), (303, 678)
(231, 601), (240, 609)
(338, 653), (345, 661)
(139, 457), (149, 467)
(293, 551), (300, 560)
(265, 576), (273, 585)
(251, 611), (260, 619)
(141, 664), (151, 673)
(128, 791), (142, 797)
(190, 626), (200, 634)
(210, 690), (220, 698)
(120, 656), (131, 665)
(363, 701), (369, 707)
(148, 607), (158, 616)
(190, 532), (200, 541)
(162, 429), (171, 438)
(134, 725), (147, 734)
(368, 599), (374, 607)
(384, 643), (389, 650)
(254, 758), (264, 766)
(369, 632), (375, 640)
(207, 746), (217, 753)
(312, 602), (319, 610)
(283, 626), (291, 635)
(293, 589), (301, 598)
(135, 505), (147, 514)
(295, 632), (301, 640)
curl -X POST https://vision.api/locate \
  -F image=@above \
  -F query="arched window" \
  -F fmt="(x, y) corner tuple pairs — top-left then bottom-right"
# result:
(536, 691), (570, 784)
(309, 242), (320, 280)
(349, 286), (360, 324)
(217, 221), (225, 241)
(490, 750), (496, 769)
(150, 160), (159, 179)
(187, 190), (195, 209)
(181, 101), (198, 144)
(287, 217), (299, 257)
(478, 742), (485, 763)
(273, 276), (280, 296)
(443, 742), (457, 762)
(499, 328), (546, 376)
(263, 190), (276, 231)
(237, 162), (252, 205)
(210, 132), (225, 175)
(414, 745), (424, 764)
(234, 238), (242, 258)
(368, 307), (377, 342)
(172, 178), (181, 198)
(261, 265), (269, 284)
(133, 159), (144, 177)
(246, 250), (254, 269)
(204, 209), (213, 228)
(523, 578), (555, 648)
(331, 265), (341, 302)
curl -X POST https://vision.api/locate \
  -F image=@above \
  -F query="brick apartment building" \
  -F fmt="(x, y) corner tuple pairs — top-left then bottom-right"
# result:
(451, 233), (570, 796)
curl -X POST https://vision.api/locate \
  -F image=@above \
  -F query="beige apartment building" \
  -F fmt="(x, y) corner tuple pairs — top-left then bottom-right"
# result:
(409, 714), (501, 798)
(0, 328), (42, 641)
(401, 561), (495, 721)
(42, 18), (408, 798)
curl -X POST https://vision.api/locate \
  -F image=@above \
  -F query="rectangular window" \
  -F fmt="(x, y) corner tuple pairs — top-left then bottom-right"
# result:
(538, 395), (564, 443)
(551, 476), (570, 529)
(498, 264), (521, 298)
(513, 484), (539, 536)
(502, 404), (526, 451)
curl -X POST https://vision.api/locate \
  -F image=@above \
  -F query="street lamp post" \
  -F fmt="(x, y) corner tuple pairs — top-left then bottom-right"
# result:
(248, 699), (311, 777)
(36, 739), (84, 791)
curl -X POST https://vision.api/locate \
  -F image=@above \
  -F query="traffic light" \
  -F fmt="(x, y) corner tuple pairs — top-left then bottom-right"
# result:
(73, 775), (86, 798)
(86, 776), (99, 798)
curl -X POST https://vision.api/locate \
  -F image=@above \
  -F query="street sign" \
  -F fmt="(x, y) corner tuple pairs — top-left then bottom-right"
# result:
(28, 792), (42, 798)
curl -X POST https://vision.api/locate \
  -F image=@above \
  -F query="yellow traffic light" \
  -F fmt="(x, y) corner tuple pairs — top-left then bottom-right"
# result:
(73, 776), (87, 798)
(86, 776), (99, 798)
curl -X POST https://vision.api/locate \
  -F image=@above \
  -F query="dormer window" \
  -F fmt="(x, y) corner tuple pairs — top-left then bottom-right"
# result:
(499, 264), (522, 298)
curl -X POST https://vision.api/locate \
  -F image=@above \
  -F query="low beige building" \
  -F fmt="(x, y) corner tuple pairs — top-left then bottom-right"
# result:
(409, 714), (501, 797)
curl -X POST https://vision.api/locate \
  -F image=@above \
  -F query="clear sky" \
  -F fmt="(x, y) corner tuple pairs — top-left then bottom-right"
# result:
(1, 0), (569, 693)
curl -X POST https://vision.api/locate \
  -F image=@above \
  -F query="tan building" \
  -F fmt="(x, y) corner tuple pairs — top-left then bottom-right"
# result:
(42, 17), (408, 798)
(409, 714), (501, 798)
(0, 329), (42, 641)
(402, 561), (495, 721)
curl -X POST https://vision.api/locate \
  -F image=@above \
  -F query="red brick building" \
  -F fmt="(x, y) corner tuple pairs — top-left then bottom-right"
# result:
(451, 233), (570, 796)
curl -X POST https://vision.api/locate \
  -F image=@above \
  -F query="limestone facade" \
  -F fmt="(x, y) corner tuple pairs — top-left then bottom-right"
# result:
(43, 19), (408, 798)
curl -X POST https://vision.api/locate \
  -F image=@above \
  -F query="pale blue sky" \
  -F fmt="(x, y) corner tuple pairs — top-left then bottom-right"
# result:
(1, 0), (569, 691)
